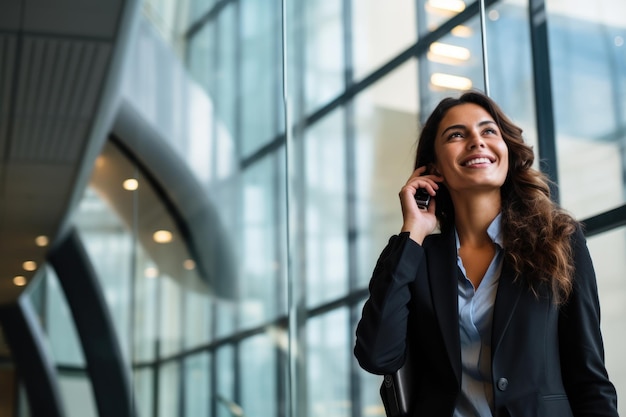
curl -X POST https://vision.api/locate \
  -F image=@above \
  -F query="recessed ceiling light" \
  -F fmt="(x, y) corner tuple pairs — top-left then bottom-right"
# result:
(123, 178), (139, 191)
(13, 276), (27, 286)
(35, 235), (49, 247)
(153, 230), (173, 243)
(183, 259), (196, 270)
(23, 261), (37, 271)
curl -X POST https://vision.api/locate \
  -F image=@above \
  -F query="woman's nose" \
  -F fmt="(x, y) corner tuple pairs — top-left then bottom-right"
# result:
(467, 131), (485, 149)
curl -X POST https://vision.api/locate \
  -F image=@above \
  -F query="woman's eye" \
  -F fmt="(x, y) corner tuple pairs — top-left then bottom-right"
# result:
(484, 128), (497, 135)
(448, 132), (463, 140)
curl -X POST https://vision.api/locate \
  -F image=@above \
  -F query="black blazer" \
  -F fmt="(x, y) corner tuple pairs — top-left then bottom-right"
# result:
(354, 227), (618, 417)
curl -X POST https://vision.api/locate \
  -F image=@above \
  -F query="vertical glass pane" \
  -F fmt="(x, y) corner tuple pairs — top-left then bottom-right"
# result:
(240, 334), (277, 417)
(184, 284), (213, 350)
(483, 0), (538, 151)
(58, 373), (97, 417)
(305, 110), (349, 307)
(304, 0), (344, 113)
(133, 368), (154, 417)
(134, 246), (159, 362)
(184, 352), (210, 417)
(351, 0), (417, 81)
(160, 276), (183, 357)
(215, 346), (235, 417)
(353, 60), (419, 288)
(158, 361), (180, 417)
(217, 4), (237, 143)
(240, 156), (281, 328)
(240, 0), (278, 157)
(548, 0), (626, 217)
(307, 308), (350, 417)
(188, 20), (216, 94)
(75, 187), (133, 360)
(587, 227), (626, 417)
(45, 266), (86, 366)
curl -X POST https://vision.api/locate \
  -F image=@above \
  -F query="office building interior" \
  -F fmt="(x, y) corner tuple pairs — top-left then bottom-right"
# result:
(0, 0), (624, 416)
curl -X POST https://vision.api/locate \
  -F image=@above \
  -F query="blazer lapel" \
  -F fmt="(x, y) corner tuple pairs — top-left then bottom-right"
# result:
(426, 230), (461, 383)
(491, 260), (521, 356)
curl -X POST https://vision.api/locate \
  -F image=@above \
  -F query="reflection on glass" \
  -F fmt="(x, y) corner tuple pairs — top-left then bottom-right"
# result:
(587, 227), (626, 417)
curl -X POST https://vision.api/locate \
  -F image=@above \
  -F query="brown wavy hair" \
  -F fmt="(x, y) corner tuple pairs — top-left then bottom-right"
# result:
(415, 91), (577, 304)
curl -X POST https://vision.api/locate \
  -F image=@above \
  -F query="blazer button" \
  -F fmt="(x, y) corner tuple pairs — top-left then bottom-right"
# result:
(497, 378), (509, 391)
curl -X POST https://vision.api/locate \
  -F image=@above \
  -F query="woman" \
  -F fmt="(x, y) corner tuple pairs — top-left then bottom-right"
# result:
(354, 91), (619, 416)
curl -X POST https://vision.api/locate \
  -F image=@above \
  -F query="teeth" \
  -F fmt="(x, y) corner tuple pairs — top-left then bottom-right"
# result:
(464, 157), (492, 166)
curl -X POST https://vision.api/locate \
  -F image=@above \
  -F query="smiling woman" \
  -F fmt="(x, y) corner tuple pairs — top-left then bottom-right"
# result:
(354, 90), (619, 417)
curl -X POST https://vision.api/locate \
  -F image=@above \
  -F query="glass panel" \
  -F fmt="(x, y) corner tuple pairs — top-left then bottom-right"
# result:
(587, 227), (626, 417)
(58, 373), (97, 417)
(240, 156), (282, 329)
(187, 0), (218, 27)
(353, 60), (420, 288)
(158, 361), (180, 416)
(134, 246), (159, 362)
(240, 0), (279, 158)
(188, 20), (216, 96)
(184, 283), (213, 350)
(304, 0), (345, 114)
(240, 334), (277, 416)
(133, 368), (154, 417)
(351, 0), (417, 81)
(215, 345), (235, 417)
(45, 266), (86, 366)
(184, 352), (211, 417)
(305, 109), (349, 307)
(483, 0), (537, 152)
(307, 308), (350, 417)
(547, 0), (626, 218)
(75, 187), (133, 360)
(216, 5), (237, 146)
(159, 275), (183, 356)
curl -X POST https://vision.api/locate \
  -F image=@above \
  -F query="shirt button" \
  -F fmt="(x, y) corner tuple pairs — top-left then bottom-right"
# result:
(497, 378), (509, 391)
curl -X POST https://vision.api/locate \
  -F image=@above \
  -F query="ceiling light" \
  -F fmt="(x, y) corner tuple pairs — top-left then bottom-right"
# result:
(489, 10), (500, 21)
(145, 267), (159, 278)
(123, 178), (139, 191)
(23, 261), (37, 271)
(451, 25), (472, 37)
(429, 42), (471, 61)
(35, 235), (49, 247)
(430, 73), (473, 90)
(153, 230), (173, 243)
(13, 276), (27, 286)
(427, 0), (466, 13)
(183, 259), (196, 270)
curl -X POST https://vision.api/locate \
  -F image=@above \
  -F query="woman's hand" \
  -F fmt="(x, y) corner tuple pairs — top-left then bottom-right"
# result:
(399, 166), (443, 244)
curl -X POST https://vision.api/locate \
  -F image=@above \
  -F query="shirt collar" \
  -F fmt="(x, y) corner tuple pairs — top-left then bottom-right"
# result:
(455, 213), (504, 250)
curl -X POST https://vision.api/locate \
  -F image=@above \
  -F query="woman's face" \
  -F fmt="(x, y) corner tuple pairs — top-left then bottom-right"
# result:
(432, 103), (509, 194)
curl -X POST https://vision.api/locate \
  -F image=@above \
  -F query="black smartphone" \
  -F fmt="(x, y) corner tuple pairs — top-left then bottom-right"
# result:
(414, 188), (431, 210)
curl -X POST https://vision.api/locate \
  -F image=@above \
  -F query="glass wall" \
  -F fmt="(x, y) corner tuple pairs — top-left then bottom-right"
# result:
(18, 0), (625, 416)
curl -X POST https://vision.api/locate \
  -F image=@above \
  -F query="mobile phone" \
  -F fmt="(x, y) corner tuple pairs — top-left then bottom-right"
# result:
(414, 188), (431, 210)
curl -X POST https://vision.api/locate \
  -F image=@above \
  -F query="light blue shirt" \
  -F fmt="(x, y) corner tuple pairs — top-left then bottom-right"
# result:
(453, 214), (503, 417)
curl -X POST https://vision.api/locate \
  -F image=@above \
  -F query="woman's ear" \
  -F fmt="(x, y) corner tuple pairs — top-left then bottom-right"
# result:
(428, 163), (441, 177)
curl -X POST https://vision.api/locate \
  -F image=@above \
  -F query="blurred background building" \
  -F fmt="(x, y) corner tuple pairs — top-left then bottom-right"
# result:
(0, 0), (624, 416)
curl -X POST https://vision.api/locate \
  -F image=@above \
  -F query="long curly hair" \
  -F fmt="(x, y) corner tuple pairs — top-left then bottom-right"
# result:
(415, 91), (577, 304)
